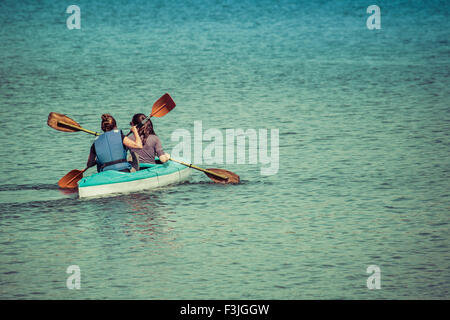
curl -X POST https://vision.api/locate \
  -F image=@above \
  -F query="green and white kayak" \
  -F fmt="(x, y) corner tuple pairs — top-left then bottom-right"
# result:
(78, 161), (191, 198)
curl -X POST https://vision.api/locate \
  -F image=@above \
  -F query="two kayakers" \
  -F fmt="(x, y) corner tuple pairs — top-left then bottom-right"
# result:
(128, 113), (170, 164)
(86, 114), (143, 172)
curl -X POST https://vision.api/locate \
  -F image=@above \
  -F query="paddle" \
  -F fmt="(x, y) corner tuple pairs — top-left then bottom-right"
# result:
(58, 158), (240, 188)
(58, 168), (87, 189)
(47, 93), (175, 137)
(169, 158), (240, 184)
(126, 93), (176, 136)
(47, 112), (100, 136)
(150, 93), (176, 117)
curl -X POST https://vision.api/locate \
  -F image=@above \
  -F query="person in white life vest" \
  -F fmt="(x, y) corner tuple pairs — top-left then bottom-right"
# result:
(86, 114), (143, 172)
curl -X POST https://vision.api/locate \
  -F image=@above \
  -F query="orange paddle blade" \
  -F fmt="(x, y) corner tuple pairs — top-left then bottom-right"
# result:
(205, 168), (240, 184)
(58, 168), (86, 189)
(47, 112), (82, 133)
(150, 93), (176, 117)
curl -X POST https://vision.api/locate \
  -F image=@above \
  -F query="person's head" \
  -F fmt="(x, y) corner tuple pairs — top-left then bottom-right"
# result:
(130, 113), (146, 127)
(130, 113), (156, 142)
(101, 114), (117, 132)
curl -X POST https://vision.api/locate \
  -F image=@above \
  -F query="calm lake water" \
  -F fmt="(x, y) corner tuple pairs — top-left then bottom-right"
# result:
(0, 0), (449, 299)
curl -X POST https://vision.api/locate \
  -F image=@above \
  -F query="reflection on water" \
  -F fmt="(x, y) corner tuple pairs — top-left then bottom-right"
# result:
(58, 187), (78, 196)
(122, 193), (168, 242)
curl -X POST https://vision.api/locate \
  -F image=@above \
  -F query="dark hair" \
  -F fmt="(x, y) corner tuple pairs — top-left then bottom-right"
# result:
(130, 113), (156, 143)
(101, 114), (117, 132)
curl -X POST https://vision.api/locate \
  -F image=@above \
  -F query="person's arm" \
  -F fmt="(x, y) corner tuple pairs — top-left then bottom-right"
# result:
(155, 137), (170, 163)
(86, 144), (97, 168)
(123, 126), (143, 149)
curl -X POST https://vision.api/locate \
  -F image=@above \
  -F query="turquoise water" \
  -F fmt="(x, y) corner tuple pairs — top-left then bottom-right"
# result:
(0, 0), (449, 299)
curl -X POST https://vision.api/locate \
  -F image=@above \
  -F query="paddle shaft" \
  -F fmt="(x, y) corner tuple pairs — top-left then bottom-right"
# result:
(58, 120), (99, 136)
(169, 158), (229, 180)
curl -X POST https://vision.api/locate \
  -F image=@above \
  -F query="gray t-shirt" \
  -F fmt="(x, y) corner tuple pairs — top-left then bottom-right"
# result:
(129, 134), (165, 164)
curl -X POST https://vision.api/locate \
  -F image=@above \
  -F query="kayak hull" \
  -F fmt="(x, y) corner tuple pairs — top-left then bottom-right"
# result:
(78, 161), (191, 198)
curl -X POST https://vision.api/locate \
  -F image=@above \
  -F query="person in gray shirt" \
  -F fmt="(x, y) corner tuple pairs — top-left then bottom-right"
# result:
(128, 113), (170, 164)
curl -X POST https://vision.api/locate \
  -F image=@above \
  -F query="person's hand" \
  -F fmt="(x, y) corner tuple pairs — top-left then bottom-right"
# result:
(130, 125), (138, 135)
(160, 153), (170, 163)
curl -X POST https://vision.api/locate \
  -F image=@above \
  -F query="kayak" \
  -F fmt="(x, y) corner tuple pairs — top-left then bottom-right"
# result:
(78, 161), (191, 198)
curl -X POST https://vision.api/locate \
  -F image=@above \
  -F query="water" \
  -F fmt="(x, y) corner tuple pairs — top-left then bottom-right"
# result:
(0, 0), (449, 299)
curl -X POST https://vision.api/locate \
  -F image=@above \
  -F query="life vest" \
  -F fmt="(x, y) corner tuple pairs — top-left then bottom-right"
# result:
(94, 130), (131, 172)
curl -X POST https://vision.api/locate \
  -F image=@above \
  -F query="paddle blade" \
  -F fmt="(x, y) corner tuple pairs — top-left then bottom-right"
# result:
(58, 169), (85, 189)
(48, 112), (81, 133)
(150, 93), (176, 117)
(205, 168), (240, 184)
